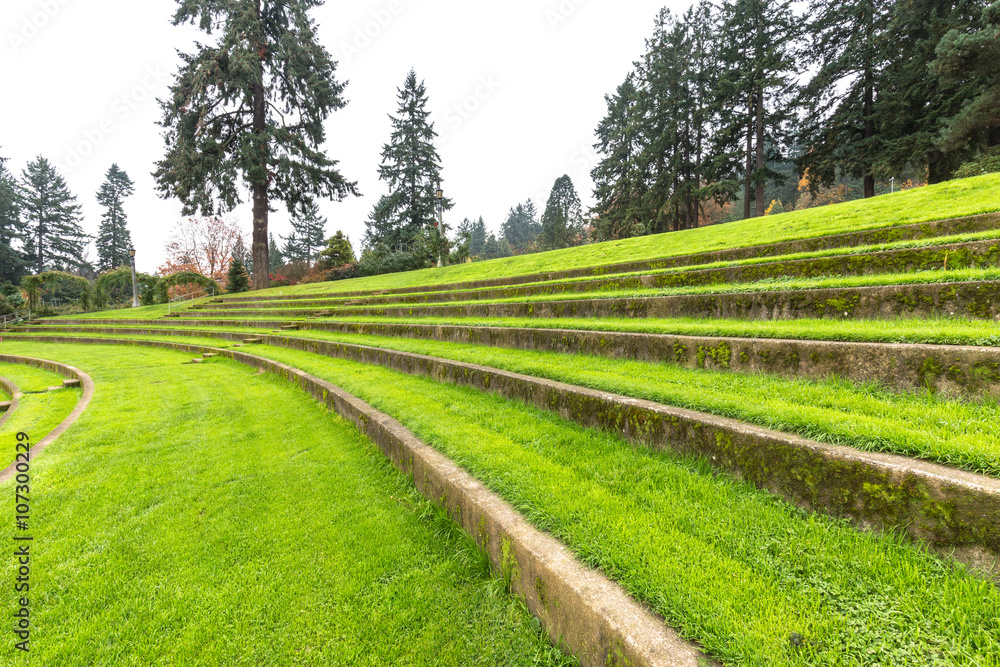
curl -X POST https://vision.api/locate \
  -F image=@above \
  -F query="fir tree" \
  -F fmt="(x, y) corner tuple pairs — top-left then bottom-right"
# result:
(365, 69), (452, 250)
(540, 176), (584, 250)
(281, 202), (327, 263)
(0, 153), (28, 284)
(318, 230), (355, 268)
(226, 256), (250, 293)
(591, 73), (646, 239)
(715, 0), (799, 218)
(501, 200), (541, 251)
(268, 233), (284, 273)
(232, 236), (253, 275)
(797, 0), (892, 198)
(20, 156), (88, 273)
(153, 0), (358, 290)
(95, 164), (135, 271)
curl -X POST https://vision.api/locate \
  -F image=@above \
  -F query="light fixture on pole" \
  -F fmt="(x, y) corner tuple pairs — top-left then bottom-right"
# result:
(435, 185), (445, 268)
(129, 248), (140, 308)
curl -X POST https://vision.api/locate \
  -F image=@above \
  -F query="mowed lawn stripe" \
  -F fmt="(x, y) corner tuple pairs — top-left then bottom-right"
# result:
(0, 343), (574, 667)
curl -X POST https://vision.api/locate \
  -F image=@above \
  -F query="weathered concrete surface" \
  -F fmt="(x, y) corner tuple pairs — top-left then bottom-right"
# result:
(0, 376), (20, 428)
(212, 212), (1000, 302)
(0, 356), (95, 483)
(12, 334), (1000, 575)
(180, 280), (1000, 322)
(9, 336), (709, 667)
(16, 323), (1000, 399)
(201, 237), (1000, 310)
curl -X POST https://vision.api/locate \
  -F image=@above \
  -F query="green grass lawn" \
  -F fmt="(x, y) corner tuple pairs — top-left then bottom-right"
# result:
(145, 341), (999, 666)
(0, 342), (574, 666)
(244, 173), (1000, 297)
(0, 362), (81, 467)
(14, 329), (1000, 477)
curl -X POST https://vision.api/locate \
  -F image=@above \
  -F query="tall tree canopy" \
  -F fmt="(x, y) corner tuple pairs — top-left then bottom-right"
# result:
(20, 156), (87, 274)
(540, 175), (584, 250)
(95, 164), (135, 272)
(154, 0), (358, 290)
(364, 70), (452, 251)
(0, 153), (28, 284)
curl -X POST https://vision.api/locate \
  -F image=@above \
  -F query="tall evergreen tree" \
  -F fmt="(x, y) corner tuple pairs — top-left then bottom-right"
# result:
(716, 0), (799, 217)
(591, 73), (646, 239)
(20, 156), (88, 274)
(268, 233), (284, 273)
(0, 153), (28, 284)
(364, 70), (452, 250)
(95, 164), (135, 271)
(154, 0), (358, 290)
(281, 202), (327, 263)
(501, 200), (541, 251)
(932, 0), (1000, 161)
(540, 176), (583, 250)
(232, 235), (253, 275)
(797, 0), (892, 198)
(878, 0), (993, 182)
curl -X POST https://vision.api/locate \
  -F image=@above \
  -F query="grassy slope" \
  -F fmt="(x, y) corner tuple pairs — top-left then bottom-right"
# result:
(251, 174), (1000, 297)
(0, 362), (81, 467)
(182, 342), (1000, 666)
(15, 330), (1000, 477)
(0, 343), (573, 666)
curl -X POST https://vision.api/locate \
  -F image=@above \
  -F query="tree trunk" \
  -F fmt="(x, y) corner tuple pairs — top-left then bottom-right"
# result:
(251, 0), (269, 291)
(744, 100), (754, 220)
(863, 8), (876, 199)
(755, 87), (766, 217)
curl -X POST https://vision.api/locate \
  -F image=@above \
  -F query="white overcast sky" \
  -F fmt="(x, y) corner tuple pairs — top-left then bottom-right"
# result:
(2, 0), (686, 273)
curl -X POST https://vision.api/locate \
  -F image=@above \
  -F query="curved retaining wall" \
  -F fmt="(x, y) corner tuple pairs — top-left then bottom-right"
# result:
(0, 356), (95, 483)
(182, 280), (1000, 322)
(0, 376), (20, 428)
(200, 237), (1000, 310)
(7, 336), (709, 667)
(211, 212), (1000, 301)
(15, 324), (1000, 399)
(12, 335), (1000, 576)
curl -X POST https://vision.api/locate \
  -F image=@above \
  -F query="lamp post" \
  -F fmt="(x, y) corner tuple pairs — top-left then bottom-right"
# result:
(129, 248), (140, 308)
(435, 185), (445, 268)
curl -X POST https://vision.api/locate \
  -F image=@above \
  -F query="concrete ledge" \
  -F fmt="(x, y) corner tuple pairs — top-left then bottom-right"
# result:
(212, 212), (1000, 302)
(0, 376), (21, 428)
(8, 337), (711, 667)
(244, 280), (1000, 322)
(204, 237), (1000, 310)
(0, 355), (95, 484)
(14, 323), (1000, 399)
(11, 335), (1000, 575)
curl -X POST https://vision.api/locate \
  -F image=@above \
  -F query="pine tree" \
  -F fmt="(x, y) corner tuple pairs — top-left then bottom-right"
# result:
(540, 176), (584, 250)
(715, 0), (799, 218)
(501, 200), (541, 252)
(933, 0), (1000, 165)
(281, 202), (327, 263)
(20, 156), (88, 274)
(95, 164), (135, 271)
(268, 233), (284, 273)
(880, 0), (996, 181)
(232, 235), (253, 275)
(797, 0), (892, 198)
(0, 153), (28, 284)
(318, 230), (355, 269)
(226, 256), (250, 293)
(591, 73), (646, 239)
(153, 0), (358, 290)
(365, 69), (452, 250)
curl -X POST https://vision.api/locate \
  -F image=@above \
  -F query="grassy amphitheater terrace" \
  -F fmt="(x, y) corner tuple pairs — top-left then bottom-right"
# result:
(11, 176), (1000, 666)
